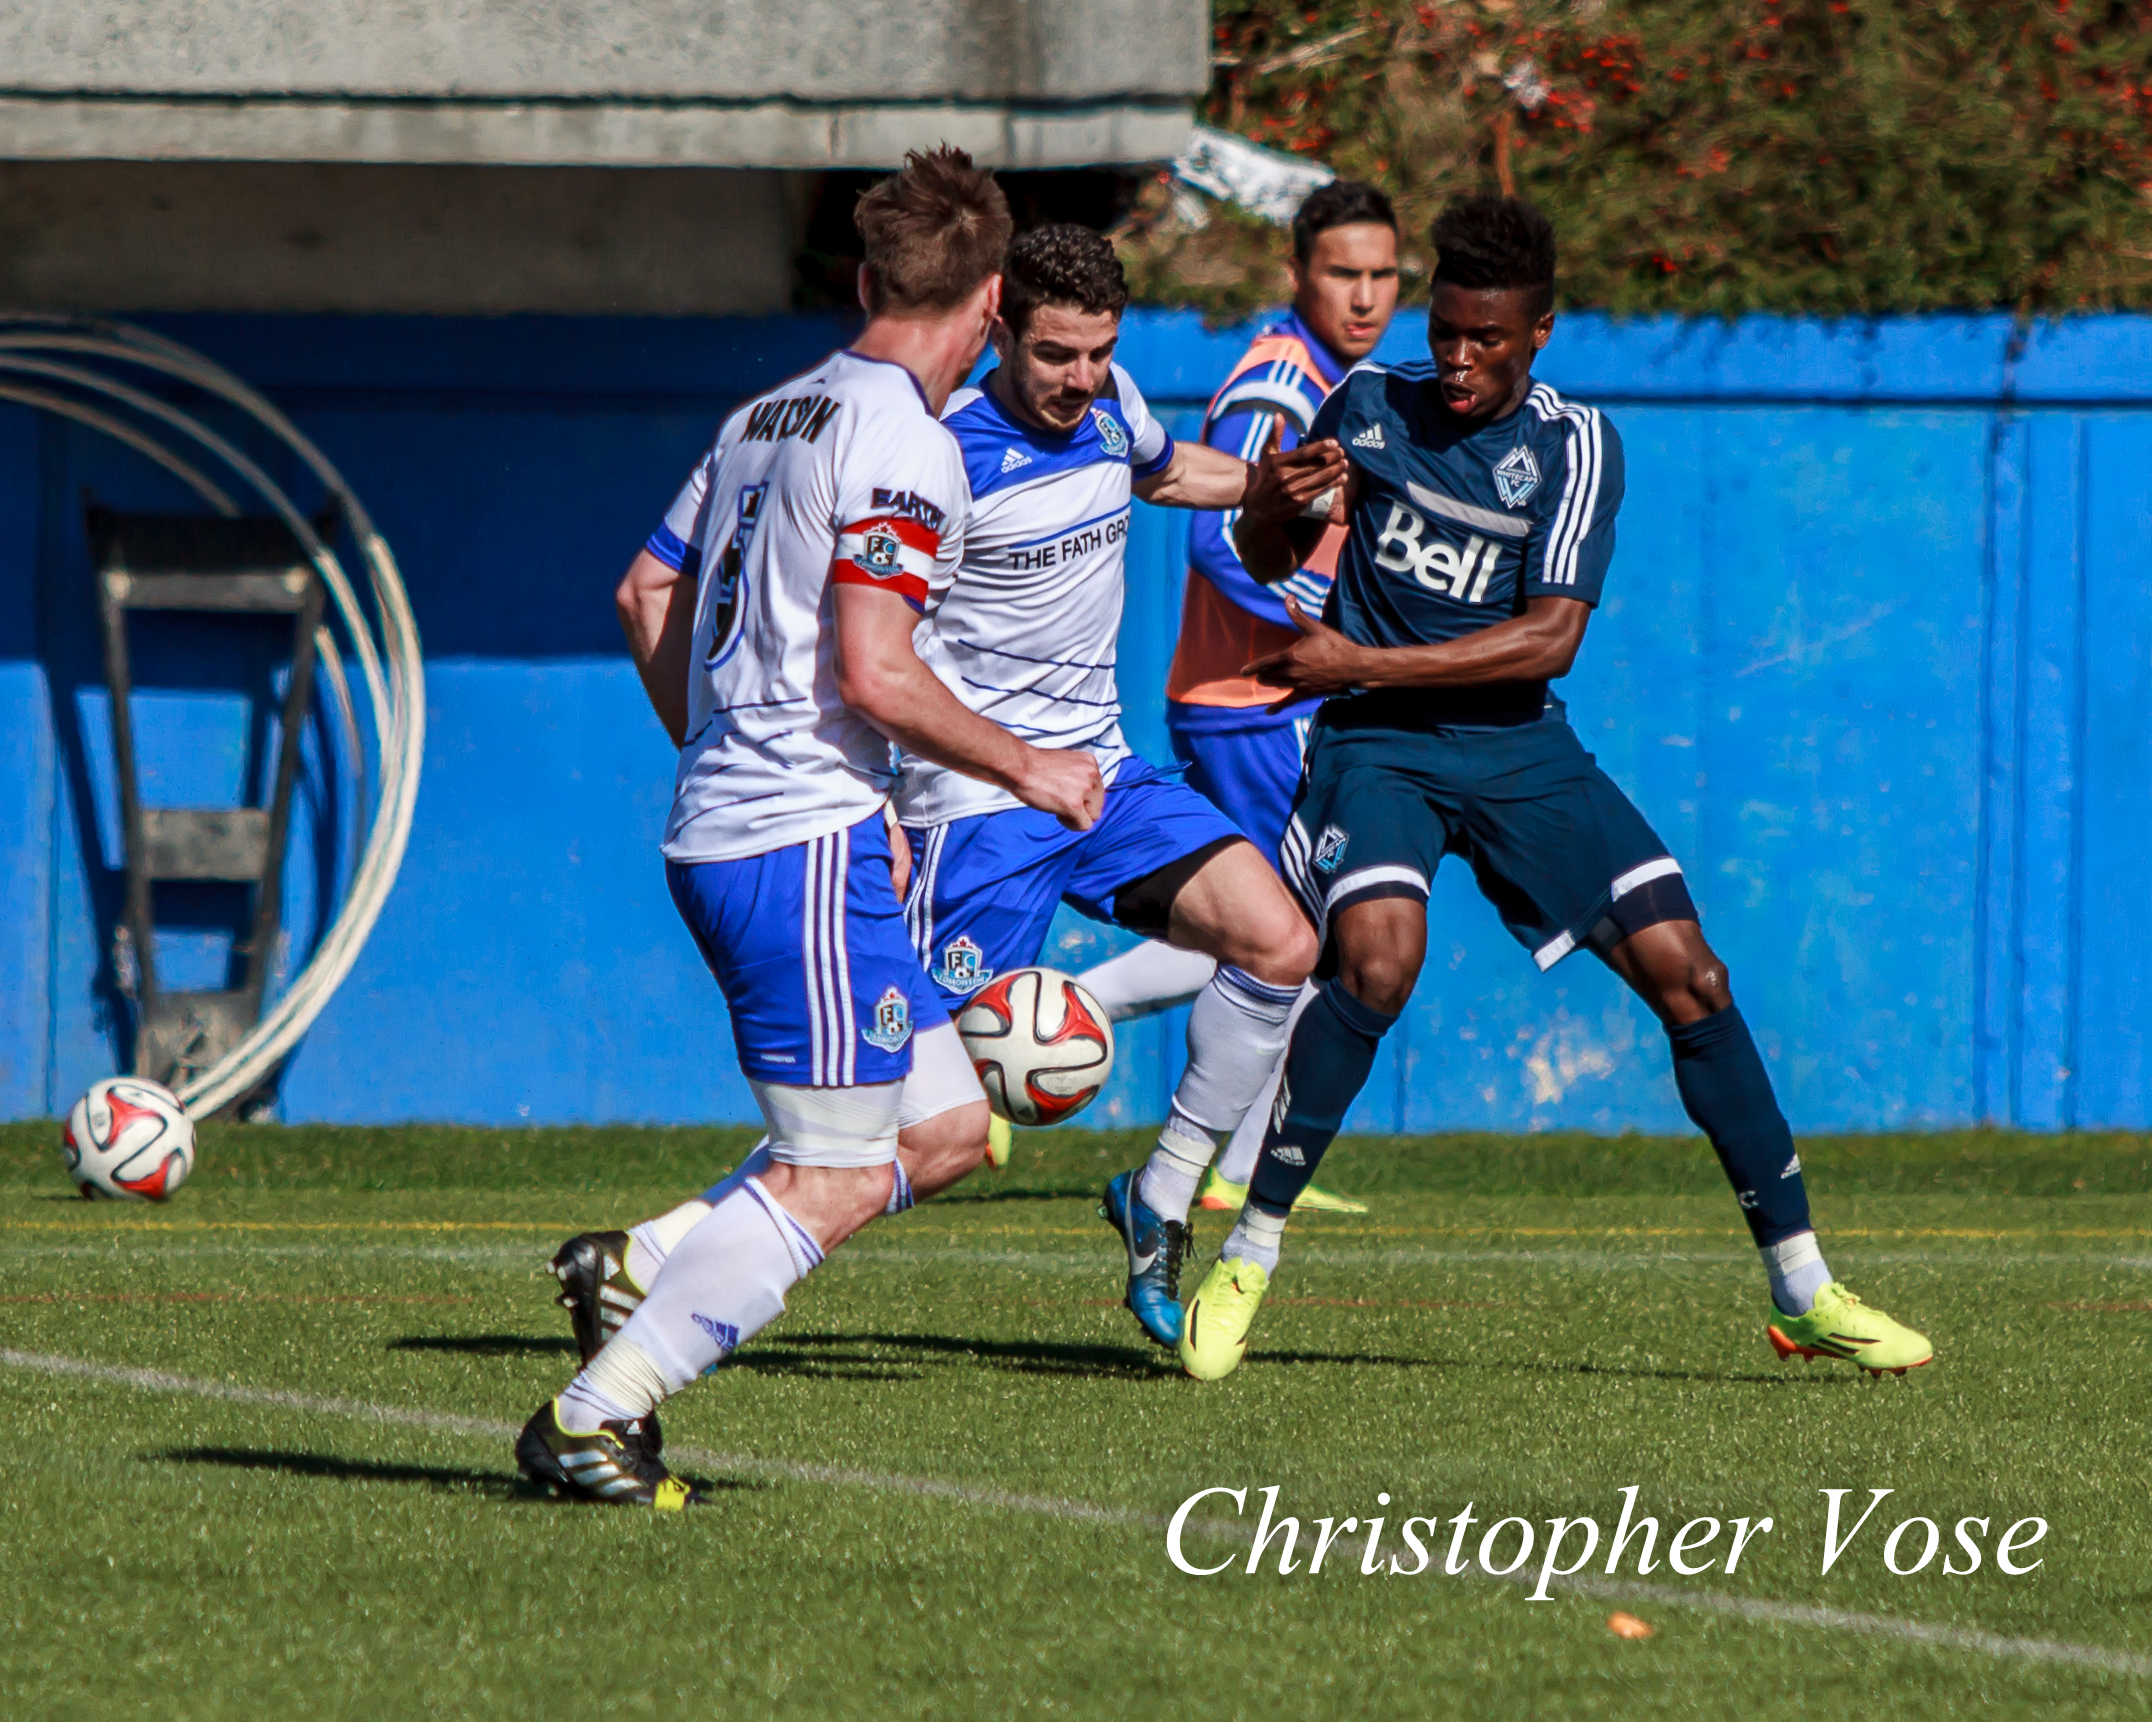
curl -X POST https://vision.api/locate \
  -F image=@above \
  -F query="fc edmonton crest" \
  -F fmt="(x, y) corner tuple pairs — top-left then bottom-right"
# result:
(861, 528), (906, 577)
(1312, 825), (1349, 874)
(862, 985), (914, 1053)
(1090, 406), (1129, 458)
(930, 934), (995, 995)
(1493, 444), (1541, 508)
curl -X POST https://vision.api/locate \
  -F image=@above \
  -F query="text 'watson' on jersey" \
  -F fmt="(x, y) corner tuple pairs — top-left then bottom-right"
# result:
(648, 350), (967, 863)
(1310, 365), (1625, 727)
(895, 363), (1173, 824)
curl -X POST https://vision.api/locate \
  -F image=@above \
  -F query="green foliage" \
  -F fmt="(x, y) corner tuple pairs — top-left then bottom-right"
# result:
(1121, 0), (2152, 315)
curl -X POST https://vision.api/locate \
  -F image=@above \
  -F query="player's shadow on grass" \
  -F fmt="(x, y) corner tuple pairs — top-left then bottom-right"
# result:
(150, 1446), (756, 1499)
(386, 1329), (1168, 1380)
(389, 1333), (579, 1357)
(1251, 1348), (1840, 1387)
(764, 1331), (1174, 1381)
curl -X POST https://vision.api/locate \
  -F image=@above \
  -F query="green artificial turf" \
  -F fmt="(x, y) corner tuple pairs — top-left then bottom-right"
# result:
(2, 1122), (2148, 1718)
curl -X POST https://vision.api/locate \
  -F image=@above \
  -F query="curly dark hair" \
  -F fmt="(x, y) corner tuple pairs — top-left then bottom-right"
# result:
(1430, 195), (1557, 318)
(999, 223), (1129, 338)
(1291, 180), (1397, 262)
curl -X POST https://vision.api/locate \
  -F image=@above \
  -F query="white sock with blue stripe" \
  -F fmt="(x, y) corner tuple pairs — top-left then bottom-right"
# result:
(562, 1178), (818, 1430)
(1138, 964), (1302, 1224)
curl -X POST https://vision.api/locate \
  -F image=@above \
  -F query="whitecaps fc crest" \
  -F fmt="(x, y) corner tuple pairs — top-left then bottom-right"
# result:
(1493, 444), (1541, 508)
(930, 934), (995, 995)
(862, 985), (913, 1053)
(1312, 824), (1349, 874)
(1090, 406), (1129, 458)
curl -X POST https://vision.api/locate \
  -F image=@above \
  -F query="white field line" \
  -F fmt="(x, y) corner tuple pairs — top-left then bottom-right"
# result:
(13, 1242), (2152, 1275)
(4, 1347), (2147, 1680)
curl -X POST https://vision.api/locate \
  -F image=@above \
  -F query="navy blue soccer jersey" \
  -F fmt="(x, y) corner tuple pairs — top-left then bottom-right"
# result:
(1308, 362), (1624, 725)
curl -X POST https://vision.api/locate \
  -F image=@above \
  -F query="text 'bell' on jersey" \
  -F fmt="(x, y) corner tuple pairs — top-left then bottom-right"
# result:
(650, 349), (967, 864)
(1167, 310), (1348, 716)
(894, 363), (1173, 824)
(1310, 367), (1625, 727)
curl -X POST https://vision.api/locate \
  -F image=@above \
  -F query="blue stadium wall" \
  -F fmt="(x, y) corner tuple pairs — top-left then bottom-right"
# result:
(1, 310), (2147, 1133)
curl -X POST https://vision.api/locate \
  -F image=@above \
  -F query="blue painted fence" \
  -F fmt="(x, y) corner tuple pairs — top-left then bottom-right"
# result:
(1, 309), (2146, 1132)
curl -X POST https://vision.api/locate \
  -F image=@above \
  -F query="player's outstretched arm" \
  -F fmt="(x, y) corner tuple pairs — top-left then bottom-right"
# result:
(832, 583), (1103, 831)
(615, 547), (697, 747)
(1231, 420), (1352, 584)
(1132, 435), (1346, 514)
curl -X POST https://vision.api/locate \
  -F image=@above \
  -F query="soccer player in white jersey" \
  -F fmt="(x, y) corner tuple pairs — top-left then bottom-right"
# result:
(1075, 181), (1402, 1219)
(515, 149), (1104, 1506)
(544, 226), (1351, 1375)
(901, 225), (1345, 1350)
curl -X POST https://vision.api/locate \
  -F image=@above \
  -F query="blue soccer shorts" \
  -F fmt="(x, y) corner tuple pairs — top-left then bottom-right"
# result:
(1279, 711), (1699, 972)
(666, 811), (949, 1087)
(1168, 705), (1315, 873)
(902, 757), (1245, 1012)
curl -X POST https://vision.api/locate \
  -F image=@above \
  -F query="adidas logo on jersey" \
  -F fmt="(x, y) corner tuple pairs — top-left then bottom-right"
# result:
(1352, 422), (1387, 450)
(1272, 1144), (1307, 1167)
(1000, 446), (1032, 473)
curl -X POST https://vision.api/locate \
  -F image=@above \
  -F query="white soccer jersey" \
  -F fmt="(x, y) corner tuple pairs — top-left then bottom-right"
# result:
(650, 350), (966, 863)
(896, 363), (1173, 823)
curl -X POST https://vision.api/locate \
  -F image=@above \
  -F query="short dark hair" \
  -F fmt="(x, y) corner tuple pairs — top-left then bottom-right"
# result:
(1429, 195), (1557, 318)
(854, 145), (1013, 314)
(1291, 180), (1398, 262)
(999, 223), (1129, 338)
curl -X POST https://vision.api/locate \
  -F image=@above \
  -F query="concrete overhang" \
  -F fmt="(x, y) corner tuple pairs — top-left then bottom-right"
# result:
(0, 0), (1208, 167)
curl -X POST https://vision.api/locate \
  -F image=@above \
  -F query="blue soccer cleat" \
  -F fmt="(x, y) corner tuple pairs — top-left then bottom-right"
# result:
(1101, 1169), (1191, 1348)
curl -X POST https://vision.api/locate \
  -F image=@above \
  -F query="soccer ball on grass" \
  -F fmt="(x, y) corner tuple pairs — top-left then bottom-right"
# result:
(63, 1076), (196, 1201)
(956, 968), (1114, 1127)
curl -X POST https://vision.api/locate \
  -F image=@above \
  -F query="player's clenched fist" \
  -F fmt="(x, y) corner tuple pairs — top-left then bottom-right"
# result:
(1241, 418), (1349, 529)
(1014, 747), (1105, 832)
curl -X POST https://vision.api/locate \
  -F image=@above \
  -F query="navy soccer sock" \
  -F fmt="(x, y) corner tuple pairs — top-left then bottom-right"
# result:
(1666, 1005), (1812, 1248)
(1248, 979), (1399, 1212)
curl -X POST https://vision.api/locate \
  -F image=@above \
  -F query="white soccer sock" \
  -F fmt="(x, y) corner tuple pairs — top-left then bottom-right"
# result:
(556, 1335), (673, 1433)
(1077, 940), (1219, 1023)
(883, 1157), (915, 1216)
(566, 1178), (820, 1425)
(1169, 964), (1302, 1139)
(1222, 1199), (1289, 1275)
(626, 1195), (716, 1289)
(1762, 1230), (1832, 1317)
(1213, 984), (1316, 1187)
(1138, 1119), (1214, 1225)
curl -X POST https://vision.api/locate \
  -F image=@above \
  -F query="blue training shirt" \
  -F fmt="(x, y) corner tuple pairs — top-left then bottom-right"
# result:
(1308, 362), (1624, 728)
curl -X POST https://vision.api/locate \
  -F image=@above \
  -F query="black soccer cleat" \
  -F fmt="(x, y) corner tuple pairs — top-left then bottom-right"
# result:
(548, 1230), (663, 1453)
(550, 1230), (647, 1363)
(514, 1400), (702, 1510)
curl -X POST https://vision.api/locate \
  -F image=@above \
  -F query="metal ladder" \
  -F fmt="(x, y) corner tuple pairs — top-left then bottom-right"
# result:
(87, 508), (328, 1106)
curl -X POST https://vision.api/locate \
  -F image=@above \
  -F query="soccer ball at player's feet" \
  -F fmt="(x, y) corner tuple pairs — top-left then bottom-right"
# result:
(63, 1076), (195, 1201)
(958, 968), (1114, 1127)
(1765, 1282), (1933, 1375)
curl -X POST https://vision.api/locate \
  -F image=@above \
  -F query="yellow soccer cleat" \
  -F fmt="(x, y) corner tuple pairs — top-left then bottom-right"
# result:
(1194, 1167), (1366, 1215)
(1766, 1282), (1933, 1375)
(985, 1113), (1014, 1170)
(1179, 1255), (1270, 1381)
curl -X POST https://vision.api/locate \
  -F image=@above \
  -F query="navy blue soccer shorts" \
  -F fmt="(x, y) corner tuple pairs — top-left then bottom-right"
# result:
(1167, 705), (1315, 874)
(666, 811), (949, 1088)
(902, 757), (1244, 1014)
(1279, 711), (1698, 971)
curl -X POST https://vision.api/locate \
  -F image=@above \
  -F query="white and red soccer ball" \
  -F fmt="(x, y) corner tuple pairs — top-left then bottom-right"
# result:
(956, 967), (1114, 1127)
(63, 1076), (196, 1201)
